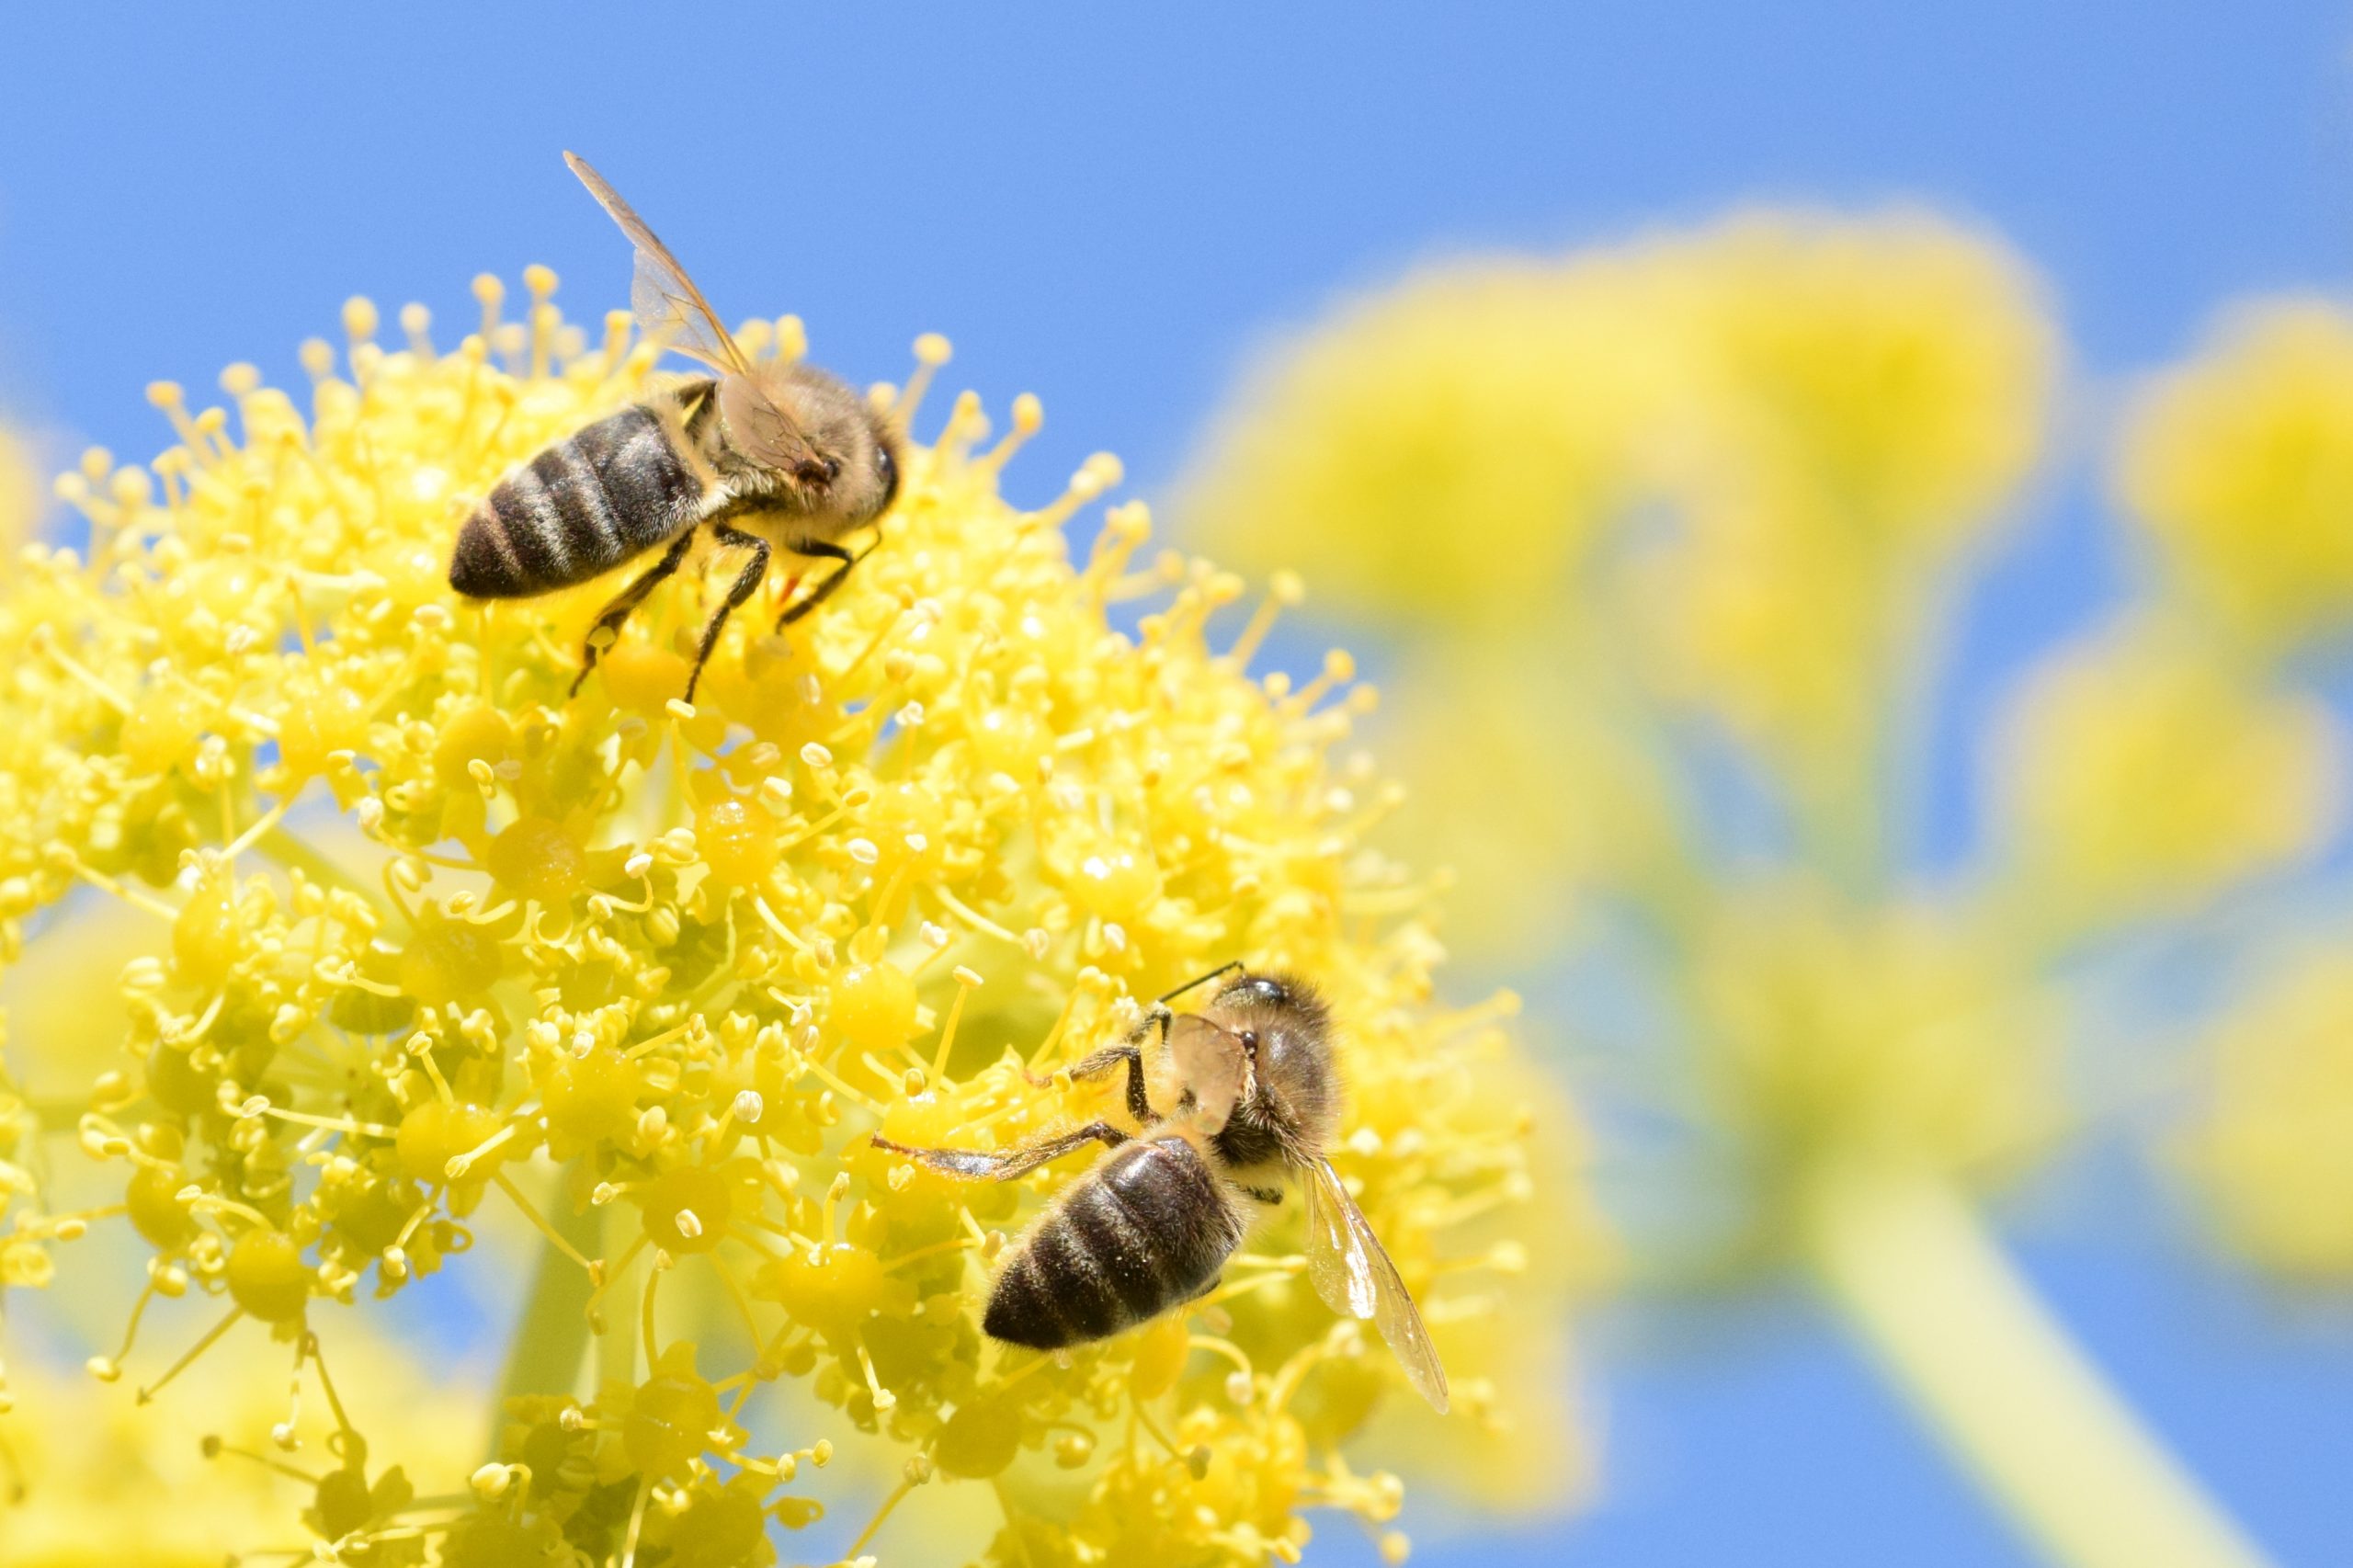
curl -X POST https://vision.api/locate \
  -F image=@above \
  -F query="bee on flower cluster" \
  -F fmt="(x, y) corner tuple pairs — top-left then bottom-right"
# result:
(875, 964), (1450, 1412)
(449, 152), (901, 699)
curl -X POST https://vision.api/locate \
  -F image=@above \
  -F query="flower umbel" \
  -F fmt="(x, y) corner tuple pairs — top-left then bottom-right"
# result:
(1177, 210), (2287, 1568)
(0, 277), (1587, 1563)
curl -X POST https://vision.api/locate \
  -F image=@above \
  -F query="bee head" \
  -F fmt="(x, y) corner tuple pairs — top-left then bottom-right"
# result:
(767, 365), (903, 524)
(1210, 972), (1341, 1155)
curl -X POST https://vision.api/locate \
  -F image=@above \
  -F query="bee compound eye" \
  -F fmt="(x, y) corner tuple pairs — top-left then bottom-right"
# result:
(874, 443), (900, 510)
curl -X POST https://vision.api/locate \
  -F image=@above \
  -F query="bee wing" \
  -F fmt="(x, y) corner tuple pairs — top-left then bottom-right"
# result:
(564, 154), (825, 478)
(713, 371), (824, 478)
(1302, 1156), (1449, 1413)
(565, 152), (755, 379)
(1165, 1013), (1247, 1133)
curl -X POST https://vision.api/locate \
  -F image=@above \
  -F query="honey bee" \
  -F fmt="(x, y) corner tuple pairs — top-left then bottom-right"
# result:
(871, 965), (1449, 1412)
(448, 152), (902, 699)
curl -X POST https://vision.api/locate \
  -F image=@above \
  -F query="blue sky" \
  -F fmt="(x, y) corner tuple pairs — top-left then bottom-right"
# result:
(6, 4), (2353, 1564)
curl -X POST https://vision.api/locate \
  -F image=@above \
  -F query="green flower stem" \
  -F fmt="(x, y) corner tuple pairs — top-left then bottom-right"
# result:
(255, 824), (408, 933)
(1802, 1161), (2272, 1568)
(487, 1169), (601, 1454)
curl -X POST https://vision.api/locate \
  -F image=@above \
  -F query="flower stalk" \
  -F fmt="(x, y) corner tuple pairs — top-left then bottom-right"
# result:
(1802, 1161), (2272, 1568)
(490, 1170), (600, 1443)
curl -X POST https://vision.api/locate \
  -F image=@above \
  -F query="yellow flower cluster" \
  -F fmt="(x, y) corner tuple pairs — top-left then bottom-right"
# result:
(1184, 256), (1674, 633)
(2111, 299), (2353, 1283)
(1188, 212), (2054, 788)
(2118, 301), (2353, 652)
(2186, 952), (2353, 1277)
(0, 1326), (474, 1567)
(0, 278), (1592, 1563)
(1989, 624), (2342, 937)
(1689, 883), (2060, 1196)
(1176, 209), (2347, 1267)
(1172, 196), (2353, 1568)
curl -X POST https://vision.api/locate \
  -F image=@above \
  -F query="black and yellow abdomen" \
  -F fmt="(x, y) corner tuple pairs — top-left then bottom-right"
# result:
(983, 1134), (1245, 1350)
(449, 404), (703, 598)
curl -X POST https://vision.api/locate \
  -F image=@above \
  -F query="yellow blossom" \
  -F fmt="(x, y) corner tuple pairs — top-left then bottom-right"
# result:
(1633, 213), (2052, 783)
(1178, 256), (1672, 632)
(1691, 881), (2060, 1200)
(1176, 206), (2278, 1568)
(0, 1327), (474, 1568)
(1987, 622), (2344, 935)
(1369, 646), (1690, 970)
(1666, 210), (2053, 554)
(2184, 954), (2353, 1278)
(2118, 301), (2353, 652)
(1182, 210), (2053, 822)
(0, 273), (1588, 1564)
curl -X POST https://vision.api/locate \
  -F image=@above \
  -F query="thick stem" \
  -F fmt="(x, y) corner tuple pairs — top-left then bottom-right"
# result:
(486, 1168), (600, 1456)
(1802, 1162), (2272, 1568)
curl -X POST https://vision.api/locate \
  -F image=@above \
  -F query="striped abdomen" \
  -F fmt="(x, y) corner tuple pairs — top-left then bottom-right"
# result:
(984, 1134), (1245, 1349)
(448, 404), (703, 598)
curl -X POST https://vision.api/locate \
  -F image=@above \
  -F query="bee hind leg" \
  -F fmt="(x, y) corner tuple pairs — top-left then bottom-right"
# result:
(683, 522), (771, 703)
(571, 529), (695, 698)
(775, 535), (873, 630)
(870, 1119), (1127, 1182)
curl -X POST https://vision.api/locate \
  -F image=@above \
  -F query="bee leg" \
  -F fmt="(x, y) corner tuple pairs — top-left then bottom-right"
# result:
(1242, 1186), (1284, 1205)
(870, 1119), (1128, 1182)
(1029, 1017), (1160, 1126)
(682, 522), (771, 704)
(571, 529), (696, 697)
(775, 536), (872, 630)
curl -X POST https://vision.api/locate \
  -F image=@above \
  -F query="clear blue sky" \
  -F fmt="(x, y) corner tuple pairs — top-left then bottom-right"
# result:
(6, 4), (2353, 1564)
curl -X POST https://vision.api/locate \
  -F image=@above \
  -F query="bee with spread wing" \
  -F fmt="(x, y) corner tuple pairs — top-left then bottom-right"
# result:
(873, 965), (1449, 1413)
(449, 153), (900, 700)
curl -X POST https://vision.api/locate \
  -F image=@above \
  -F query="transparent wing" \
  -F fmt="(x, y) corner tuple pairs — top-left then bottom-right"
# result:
(565, 153), (819, 474)
(719, 369), (822, 476)
(1302, 1157), (1449, 1413)
(1165, 1013), (1247, 1132)
(565, 151), (755, 378)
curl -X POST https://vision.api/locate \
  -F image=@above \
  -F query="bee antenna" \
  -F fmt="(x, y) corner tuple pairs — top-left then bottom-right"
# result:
(1156, 961), (1245, 1007)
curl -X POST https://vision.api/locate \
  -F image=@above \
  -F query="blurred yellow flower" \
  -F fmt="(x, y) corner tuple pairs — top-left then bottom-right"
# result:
(1637, 214), (2052, 788)
(0, 1327), (473, 1568)
(1692, 885), (2060, 1196)
(1180, 257), (1673, 632)
(0, 275), (1590, 1564)
(1371, 647), (1689, 969)
(2119, 301), (2353, 652)
(1669, 211), (2053, 554)
(1176, 206), (2283, 1568)
(2186, 954), (2353, 1278)
(1631, 502), (1905, 793)
(1988, 623), (2344, 936)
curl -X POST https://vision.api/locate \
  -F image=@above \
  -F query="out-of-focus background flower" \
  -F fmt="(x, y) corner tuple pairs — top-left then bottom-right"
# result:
(5, 5), (2353, 1566)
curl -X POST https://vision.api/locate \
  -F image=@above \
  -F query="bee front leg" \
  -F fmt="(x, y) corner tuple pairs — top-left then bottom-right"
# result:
(571, 528), (696, 697)
(1029, 1007), (1166, 1126)
(776, 536), (872, 630)
(871, 1120), (1128, 1181)
(684, 522), (770, 703)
